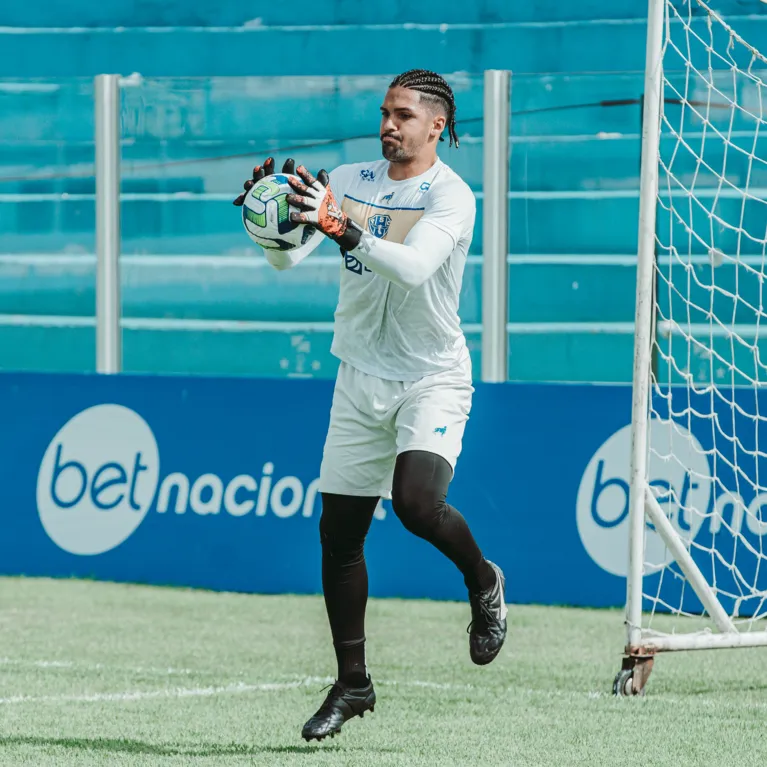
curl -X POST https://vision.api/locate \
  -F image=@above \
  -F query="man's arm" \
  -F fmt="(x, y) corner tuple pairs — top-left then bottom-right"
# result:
(349, 221), (456, 291)
(287, 165), (476, 291)
(262, 236), (322, 271)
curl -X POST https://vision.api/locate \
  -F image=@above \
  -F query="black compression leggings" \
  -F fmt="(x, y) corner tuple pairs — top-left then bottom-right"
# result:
(320, 450), (492, 658)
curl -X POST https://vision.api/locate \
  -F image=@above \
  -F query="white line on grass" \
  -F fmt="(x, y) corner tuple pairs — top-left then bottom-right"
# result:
(0, 681), (303, 705)
(0, 658), (477, 691)
(5, 658), (767, 711)
(5, 681), (767, 718)
(6, 679), (766, 712)
(0, 657), (194, 676)
(0, 675), (476, 706)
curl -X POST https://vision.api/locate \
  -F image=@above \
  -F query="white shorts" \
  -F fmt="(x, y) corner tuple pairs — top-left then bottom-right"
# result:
(318, 356), (474, 498)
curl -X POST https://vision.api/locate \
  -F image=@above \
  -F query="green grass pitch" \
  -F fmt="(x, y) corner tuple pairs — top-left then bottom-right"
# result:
(1, 576), (766, 766)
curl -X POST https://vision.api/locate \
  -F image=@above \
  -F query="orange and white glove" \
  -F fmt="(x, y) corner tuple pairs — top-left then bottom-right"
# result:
(286, 165), (363, 251)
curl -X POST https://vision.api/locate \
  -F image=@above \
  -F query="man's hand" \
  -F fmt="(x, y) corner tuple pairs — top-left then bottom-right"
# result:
(233, 157), (297, 206)
(286, 166), (363, 251)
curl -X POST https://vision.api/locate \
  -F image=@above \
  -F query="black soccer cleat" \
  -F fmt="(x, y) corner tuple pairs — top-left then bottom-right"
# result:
(467, 560), (508, 665)
(301, 677), (376, 742)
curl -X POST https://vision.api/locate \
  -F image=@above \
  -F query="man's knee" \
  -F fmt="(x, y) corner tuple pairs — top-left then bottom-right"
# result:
(320, 493), (377, 561)
(391, 479), (447, 538)
(391, 451), (452, 536)
(321, 515), (367, 567)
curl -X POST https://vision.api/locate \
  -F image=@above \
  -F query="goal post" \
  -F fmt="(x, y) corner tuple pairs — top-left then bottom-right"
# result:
(619, 0), (767, 695)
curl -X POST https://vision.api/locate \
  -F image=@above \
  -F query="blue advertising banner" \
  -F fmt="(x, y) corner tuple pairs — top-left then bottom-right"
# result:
(3, 371), (766, 614)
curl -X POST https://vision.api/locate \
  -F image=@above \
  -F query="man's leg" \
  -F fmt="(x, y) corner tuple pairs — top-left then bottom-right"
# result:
(391, 450), (508, 665)
(390, 450), (495, 594)
(301, 493), (379, 742)
(319, 492), (379, 687)
(303, 363), (394, 741)
(391, 358), (508, 665)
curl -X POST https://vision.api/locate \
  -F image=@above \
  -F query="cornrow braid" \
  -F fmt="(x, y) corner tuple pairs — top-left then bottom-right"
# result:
(389, 69), (459, 148)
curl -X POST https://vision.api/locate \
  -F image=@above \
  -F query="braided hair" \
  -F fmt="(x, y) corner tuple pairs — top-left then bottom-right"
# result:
(389, 69), (459, 147)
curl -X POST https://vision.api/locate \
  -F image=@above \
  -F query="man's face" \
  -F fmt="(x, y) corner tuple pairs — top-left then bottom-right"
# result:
(379, 87), (445, 163)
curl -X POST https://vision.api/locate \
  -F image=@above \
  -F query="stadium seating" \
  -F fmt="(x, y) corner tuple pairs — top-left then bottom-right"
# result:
(1, 0), (765, 380)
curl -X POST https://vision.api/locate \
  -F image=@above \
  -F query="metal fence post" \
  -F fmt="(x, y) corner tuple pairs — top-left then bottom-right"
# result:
(95, 73), (122, 373)
(481, 69), (511, 383)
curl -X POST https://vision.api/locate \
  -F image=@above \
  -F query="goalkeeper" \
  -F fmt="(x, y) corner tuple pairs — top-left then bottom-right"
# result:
(233, 69), (507, 742)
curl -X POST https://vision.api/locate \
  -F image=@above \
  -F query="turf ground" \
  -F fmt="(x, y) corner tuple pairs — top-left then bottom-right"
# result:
(1, 577), (766, 766)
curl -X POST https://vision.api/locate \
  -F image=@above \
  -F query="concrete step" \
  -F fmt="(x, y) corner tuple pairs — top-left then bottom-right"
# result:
(3, 0), (752, 27)
(3, 132), (763, 200)
(2, 15), (765, 77)
(1, 191), (762, 257)
(4, 187), (764, 256)
(0, 72), (644, 144)
(0, 255), (641, 325)
(0, 321), (638, 383)
(0, 316), (752, 384)
(3, 251), (762, 326)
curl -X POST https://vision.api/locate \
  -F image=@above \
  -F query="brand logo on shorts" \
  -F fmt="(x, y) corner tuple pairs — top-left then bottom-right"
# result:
(434, 426), (447, 436)
(37, 404), (161, 555)
(575, 419), (711, 577)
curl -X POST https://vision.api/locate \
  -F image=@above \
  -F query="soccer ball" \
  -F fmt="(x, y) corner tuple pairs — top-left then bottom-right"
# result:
(241, 173), (320, 252)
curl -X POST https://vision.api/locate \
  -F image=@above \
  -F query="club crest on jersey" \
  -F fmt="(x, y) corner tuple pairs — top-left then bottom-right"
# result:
(367, 214), (392, 239)
(360, 169), (376, 181)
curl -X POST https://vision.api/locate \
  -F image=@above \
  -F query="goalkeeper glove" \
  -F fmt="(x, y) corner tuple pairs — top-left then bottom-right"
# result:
(286, 165), (363, 251)
(232, 157), (297, 206)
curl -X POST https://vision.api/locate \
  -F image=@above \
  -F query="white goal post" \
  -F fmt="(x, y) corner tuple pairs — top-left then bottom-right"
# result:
(620, 0), (767, 695)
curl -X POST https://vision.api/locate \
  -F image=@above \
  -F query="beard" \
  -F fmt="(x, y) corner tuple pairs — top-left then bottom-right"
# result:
(381, 139), (411, 162)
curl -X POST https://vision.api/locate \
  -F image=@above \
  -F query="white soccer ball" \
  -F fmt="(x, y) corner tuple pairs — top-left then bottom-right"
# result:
(241, 172), (320, 252)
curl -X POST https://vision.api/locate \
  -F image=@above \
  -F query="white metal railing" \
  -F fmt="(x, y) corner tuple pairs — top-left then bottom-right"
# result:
(481, 69), (511, 383)
(94, 73), (122, 374)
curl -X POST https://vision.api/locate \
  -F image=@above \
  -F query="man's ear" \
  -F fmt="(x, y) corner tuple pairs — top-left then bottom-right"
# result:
(431, 114), (447, 140)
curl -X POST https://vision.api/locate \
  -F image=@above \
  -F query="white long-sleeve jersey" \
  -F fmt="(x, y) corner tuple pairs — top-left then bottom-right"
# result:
(264, 158), (476, 382)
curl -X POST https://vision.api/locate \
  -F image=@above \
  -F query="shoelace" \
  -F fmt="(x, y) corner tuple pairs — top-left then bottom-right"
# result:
(467, 589), (499, 634)
(314, 683), (344, 717)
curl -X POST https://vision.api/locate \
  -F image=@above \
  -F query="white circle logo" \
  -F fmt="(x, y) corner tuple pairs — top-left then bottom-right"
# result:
(37, 404), (160, 555)
(576, 419), (712, 577)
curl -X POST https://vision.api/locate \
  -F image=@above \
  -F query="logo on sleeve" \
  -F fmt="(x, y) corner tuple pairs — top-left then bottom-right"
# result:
(343, 251), (372, 275)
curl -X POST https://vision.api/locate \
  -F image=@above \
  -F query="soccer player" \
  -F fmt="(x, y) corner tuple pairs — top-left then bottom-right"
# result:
(233, 69), (507, 742)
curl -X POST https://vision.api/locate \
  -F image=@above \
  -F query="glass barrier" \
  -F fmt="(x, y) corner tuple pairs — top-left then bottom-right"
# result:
(0, 74), (485, 378)
(0, 71), (668, 383)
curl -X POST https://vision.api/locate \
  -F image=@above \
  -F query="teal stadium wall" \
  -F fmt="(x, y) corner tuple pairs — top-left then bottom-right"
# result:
(0, 0), (765, 381)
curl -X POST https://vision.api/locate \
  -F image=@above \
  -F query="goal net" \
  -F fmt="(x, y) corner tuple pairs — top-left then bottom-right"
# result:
(625, 0), (767, 682)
